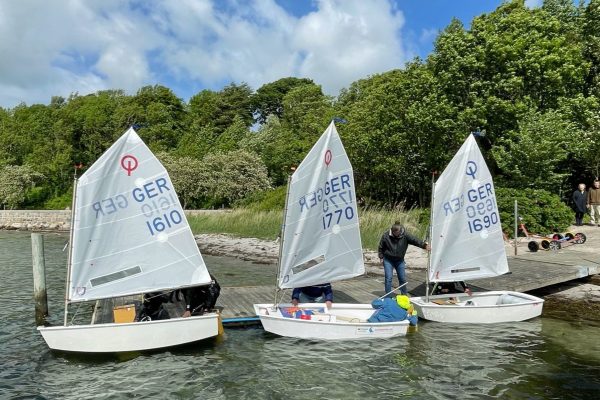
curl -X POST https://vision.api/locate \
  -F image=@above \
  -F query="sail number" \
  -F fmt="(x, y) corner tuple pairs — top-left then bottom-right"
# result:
(145, 210), (183, 236)
(298, 174), (352, 212)
(322, 207), (355, 229)
(465, 191), (499, 233)
(131, 178), (185, 236)
(297, 173), (357, 231)
(467, 212), (499, 233)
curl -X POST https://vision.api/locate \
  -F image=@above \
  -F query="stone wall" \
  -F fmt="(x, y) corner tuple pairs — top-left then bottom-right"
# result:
(0, 210), (71, 231)
(0, 209), (227, 231)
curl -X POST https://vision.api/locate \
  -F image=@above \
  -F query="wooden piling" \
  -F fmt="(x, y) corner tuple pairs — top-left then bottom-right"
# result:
(514, 200), (518, 256)
(32, 233), (49, 326)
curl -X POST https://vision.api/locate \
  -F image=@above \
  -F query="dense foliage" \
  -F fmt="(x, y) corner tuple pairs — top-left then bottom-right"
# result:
(496, 187), (573, 234)
(1, 0), (599, 234)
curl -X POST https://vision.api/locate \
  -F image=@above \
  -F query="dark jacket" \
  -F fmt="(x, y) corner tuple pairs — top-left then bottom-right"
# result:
(184, 274), (221, 315)
(292, 284), (333, 302)
(432, 281), (468, 295)
(573, 190), (587, 212)
(367, 298), (418, 325)
(378, 227), (426, 262)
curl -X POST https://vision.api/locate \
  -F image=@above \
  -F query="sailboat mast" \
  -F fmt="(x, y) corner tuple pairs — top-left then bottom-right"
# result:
(425, 171), (436, 303)
(63, 169), (79, 326)
(274, 173), (293, 305)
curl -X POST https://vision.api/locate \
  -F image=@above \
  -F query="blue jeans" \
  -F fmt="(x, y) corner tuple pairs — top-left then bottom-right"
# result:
(383, 258), (407, 296)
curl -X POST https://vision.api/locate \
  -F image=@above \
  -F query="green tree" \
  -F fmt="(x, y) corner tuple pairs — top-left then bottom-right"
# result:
(127, 85), (186, 152)
(496, 187), (573, 233)
(199, 150), (271, 206)
(60, 90), (128, 165)
(582, 0), (600, 97)
(1, 103), (56, 166)
(337, 63), (465, 206)
(242, 85), (334, 186)
(174, 125), (215, 159)
(212, 115), (249, 153)
(492, 109), (582, 191)
(0, 165), (44, 209)
(238, 115), (292, 185)
(158, 153), (205, 209)
(188, 83), (254, 137)
(252, 77), (315, 124)
(542, 0), (579, 28)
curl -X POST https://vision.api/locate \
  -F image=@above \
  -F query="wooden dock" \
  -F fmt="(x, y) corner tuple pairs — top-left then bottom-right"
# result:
(216, 248), (600, 321)
(93, 247), (599, 326)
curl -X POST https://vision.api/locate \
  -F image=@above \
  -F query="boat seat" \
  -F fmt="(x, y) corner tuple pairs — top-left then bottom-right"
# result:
(334, 315), (365, 323)
(432, 299), (458, 305)
(496, 294), (525, 305)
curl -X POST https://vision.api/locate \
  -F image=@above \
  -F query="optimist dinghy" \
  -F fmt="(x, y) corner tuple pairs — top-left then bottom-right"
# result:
(38, 128), (219, 352)
(254, 122), (409, 340)
(410, 134), (544, 323)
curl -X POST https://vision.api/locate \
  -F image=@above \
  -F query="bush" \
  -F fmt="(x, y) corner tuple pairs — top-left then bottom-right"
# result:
(496, 187), (573, 235)
(233, 186), (287, 211)
(23, 186), (51, 209)
(43, 190), (73, 210)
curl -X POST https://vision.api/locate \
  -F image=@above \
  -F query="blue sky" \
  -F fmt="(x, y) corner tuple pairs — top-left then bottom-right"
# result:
(0, 0), (542, 108)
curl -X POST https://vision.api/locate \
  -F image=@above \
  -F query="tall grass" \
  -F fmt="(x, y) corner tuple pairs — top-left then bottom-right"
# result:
(188, 209), (282, 240)
(358, 207), (427, 250)
(188, 206), (427, 250)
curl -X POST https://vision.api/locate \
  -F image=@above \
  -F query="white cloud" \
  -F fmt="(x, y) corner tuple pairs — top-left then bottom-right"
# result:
(0, 0), (161, 106)
(0, 0), (407, 107)
(292, 0), (405, 94)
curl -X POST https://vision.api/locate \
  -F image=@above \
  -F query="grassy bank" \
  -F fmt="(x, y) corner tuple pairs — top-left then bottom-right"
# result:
(188, 207), (427, 250)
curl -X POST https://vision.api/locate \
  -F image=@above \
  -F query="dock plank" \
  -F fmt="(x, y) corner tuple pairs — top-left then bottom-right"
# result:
(91, 247), (599, 324)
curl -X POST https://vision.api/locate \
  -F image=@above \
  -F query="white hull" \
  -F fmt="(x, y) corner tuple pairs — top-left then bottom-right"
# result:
(411, 291), (544, 323)
(254, 303), (409, 340)
(38, 313), (220, 353)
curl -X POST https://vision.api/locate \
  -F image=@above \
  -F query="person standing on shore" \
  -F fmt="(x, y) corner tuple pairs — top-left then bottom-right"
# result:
(587, 180), (600, 226)
(378, 223), (430, 296)
(573, 183), (587, 226)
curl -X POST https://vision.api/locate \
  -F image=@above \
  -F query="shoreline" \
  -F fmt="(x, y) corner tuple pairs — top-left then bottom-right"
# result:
(195, 231), (600, 311)
(194, 233), (430, 274)
(3, 225), (598, 308)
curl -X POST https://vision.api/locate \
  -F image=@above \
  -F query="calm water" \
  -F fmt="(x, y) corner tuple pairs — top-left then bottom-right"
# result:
(1, 231), (599, 400)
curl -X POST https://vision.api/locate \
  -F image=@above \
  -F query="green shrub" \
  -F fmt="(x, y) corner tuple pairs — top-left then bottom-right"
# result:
(233, 186), (287, 211)
(43, 190), (73, 210)
(23, 186), (51, 209)
(496, 187), (573, 235)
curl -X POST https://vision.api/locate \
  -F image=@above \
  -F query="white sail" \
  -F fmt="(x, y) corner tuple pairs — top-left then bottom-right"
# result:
(278, 121), (364, 289)
(429, 134), (508, 282)
(68, 128), (211, 302)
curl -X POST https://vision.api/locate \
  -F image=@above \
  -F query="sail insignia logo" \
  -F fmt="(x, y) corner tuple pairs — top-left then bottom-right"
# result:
(324, 149), (332, 167)
(465, 161), (477, 179)
(121, 155), (138, 176)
